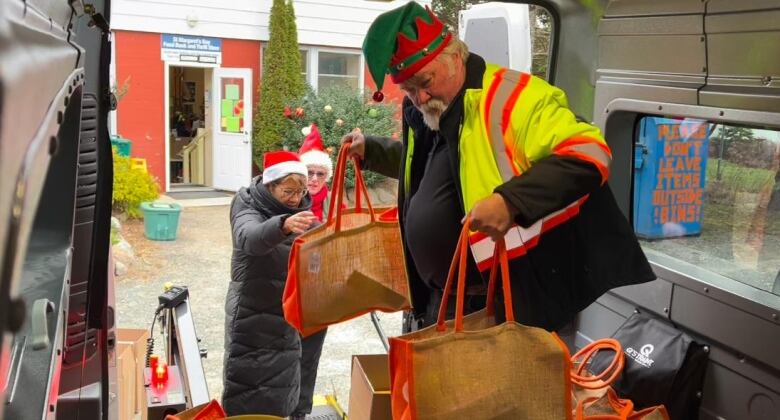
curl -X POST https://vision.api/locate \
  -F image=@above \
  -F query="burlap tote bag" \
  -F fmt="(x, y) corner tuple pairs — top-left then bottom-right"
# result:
(570, 339), (670, 420)
(388, 221), (573, 420)
(284, 142), (411, 337)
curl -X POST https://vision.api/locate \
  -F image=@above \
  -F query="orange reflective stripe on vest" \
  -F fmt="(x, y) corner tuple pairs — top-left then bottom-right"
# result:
(483, 68), (531, 178)
(468, 67), (587, 271)
(554, 136), (612, 184)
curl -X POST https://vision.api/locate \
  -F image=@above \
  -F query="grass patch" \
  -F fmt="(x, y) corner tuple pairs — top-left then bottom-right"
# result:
(706, 159), (774, 194)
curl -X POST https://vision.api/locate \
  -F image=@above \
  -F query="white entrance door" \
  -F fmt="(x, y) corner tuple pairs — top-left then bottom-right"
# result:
(212, 67), (252, 191)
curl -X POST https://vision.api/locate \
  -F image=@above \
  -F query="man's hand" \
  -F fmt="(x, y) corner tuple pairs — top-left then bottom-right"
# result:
(282, 211), (317, 235)
(468, 193), (515, 242)
(340, 128), (365, 159)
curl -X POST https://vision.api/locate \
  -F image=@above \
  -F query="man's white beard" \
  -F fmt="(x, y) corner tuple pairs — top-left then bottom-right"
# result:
(420, 99), (448, 131)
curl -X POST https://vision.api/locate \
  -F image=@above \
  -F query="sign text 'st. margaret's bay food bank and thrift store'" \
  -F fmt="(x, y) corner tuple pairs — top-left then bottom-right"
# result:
(161, 34), (222, 64)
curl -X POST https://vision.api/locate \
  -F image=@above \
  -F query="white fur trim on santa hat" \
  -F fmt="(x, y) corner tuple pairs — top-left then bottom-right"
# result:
(299, 150), (333, 180)
(262, 160), (308, 184)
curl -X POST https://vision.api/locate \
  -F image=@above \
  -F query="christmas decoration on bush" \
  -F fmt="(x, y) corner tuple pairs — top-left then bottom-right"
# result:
(280, 86), (400, 188)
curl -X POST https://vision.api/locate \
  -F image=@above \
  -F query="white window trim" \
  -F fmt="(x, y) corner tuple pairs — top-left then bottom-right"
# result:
(300, 47), (310, 81)
(308, 46), (364, 94)
(260, 44), (364, 94)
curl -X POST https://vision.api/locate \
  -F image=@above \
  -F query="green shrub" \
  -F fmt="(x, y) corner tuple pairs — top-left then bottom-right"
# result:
(112, 150), (160, 218)
(254, 0), (306, 163)
(281, 86), (400, 188)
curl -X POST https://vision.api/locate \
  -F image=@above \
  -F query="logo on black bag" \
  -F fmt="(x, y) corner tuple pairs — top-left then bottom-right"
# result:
(626, 343), (655, 368)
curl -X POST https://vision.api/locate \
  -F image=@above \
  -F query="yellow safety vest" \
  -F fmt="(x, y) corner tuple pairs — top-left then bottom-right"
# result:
(405, 64), (612, 271)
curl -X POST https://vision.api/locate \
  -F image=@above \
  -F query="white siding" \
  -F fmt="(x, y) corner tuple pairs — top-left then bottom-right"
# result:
(111, 0), (432, 48)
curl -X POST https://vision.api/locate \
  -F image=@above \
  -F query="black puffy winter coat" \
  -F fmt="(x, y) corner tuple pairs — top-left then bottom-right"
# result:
(222, 177), (315, 416)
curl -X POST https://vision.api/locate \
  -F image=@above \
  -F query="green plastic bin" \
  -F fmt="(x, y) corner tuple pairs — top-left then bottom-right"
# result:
(140, 202), (182, 241)
(111, 135), (132, 157)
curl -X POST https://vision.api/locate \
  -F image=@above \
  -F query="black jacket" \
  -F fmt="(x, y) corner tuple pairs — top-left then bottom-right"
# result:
(363, 54), (655, 331)
(222, 177), (313, 416)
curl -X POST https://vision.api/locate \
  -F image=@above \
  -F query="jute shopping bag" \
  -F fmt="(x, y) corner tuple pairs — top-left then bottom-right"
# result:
(570, 338), (669, 420)
(284, 142), (411, 337)
(388, 221), (573, 420)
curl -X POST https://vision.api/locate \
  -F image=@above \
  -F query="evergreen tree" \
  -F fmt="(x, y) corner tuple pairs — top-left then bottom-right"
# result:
(254, 0), (306, 164)
(284, 1), (306, 96)
(431, 0), (483, 33)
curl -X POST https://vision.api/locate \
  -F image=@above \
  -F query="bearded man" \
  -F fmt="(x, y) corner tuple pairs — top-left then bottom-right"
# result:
(343, 2), (654, 332)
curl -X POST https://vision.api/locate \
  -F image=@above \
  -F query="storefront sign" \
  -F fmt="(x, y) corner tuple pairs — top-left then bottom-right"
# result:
(161, 34), (222, 64)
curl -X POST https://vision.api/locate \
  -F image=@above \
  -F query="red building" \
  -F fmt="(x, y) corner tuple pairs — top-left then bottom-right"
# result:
(111, 0), (414, 192)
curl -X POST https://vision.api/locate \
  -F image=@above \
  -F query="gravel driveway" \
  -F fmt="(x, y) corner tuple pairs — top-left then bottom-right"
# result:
(114, 203), (401, 413)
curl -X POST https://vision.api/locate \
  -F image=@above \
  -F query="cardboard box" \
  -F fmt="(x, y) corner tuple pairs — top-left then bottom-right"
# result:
(116, 343), (137, 420)
(348, 355), (392, 420)
(117, 328), (150, 420)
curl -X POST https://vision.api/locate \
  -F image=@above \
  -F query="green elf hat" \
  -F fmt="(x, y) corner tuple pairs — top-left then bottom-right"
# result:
(363, 2), (452, 102)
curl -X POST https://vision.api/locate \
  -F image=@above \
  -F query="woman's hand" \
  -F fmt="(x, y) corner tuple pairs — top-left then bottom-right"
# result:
(282, 211), (317, 235)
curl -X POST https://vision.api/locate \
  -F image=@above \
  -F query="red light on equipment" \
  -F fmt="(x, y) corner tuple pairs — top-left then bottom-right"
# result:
(149, 354), (160, 370)
(152, 361), (169, 387)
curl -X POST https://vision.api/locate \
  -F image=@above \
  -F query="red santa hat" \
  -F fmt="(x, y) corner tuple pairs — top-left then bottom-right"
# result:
(298, 124), (333, 180)
(262, 151), (308, 184)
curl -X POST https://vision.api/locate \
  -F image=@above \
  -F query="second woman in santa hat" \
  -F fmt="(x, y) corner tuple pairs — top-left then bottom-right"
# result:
(298, 124), (335, 222)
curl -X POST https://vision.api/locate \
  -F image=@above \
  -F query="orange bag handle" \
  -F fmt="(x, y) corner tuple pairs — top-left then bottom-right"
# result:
(328, 142), (376, 232)
(575, 388), (635, 420)
(570, 338), (624, 389)
(325, 142), (345, 221)
(436, 220), (515, 332)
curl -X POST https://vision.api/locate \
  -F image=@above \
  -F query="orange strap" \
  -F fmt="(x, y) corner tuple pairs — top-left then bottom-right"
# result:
(575, 388), (635, 420)
(437, 221), (515, 332)
(329, 142), (376, 232)
(570, 338), (624, 389)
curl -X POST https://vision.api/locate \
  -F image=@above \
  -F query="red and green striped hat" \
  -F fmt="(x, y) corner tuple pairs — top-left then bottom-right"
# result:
(363, 2), (452, 102)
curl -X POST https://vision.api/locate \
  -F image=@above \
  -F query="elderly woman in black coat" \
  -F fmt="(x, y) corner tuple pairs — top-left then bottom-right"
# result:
(222, 151), (327, 419)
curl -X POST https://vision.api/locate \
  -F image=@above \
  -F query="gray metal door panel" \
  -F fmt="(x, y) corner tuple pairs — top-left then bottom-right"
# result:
(601, 0), (704, 17)
(561, 1), (780, 419)
(594, 3), (707, 123)
(598, 15), (705, 75)
(670, 286), (780, 374)
(573, 300), (628, 345)
(707, 0), (780, 15)
(701, 5), (780, 113)
(608, 278), (674, 318)
(700, 360), (780, 420)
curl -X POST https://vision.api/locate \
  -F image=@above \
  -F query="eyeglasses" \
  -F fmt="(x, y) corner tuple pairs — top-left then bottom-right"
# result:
(279, 188), (308, 198)
(308, 170), (327, 179)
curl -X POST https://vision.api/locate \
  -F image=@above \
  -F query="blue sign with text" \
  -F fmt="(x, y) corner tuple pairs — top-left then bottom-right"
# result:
(161, 34), (222, 53)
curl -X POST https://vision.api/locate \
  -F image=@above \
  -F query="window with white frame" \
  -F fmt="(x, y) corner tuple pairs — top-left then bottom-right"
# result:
(261, 45), (363, 93)
(317, 51), (361, 90)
